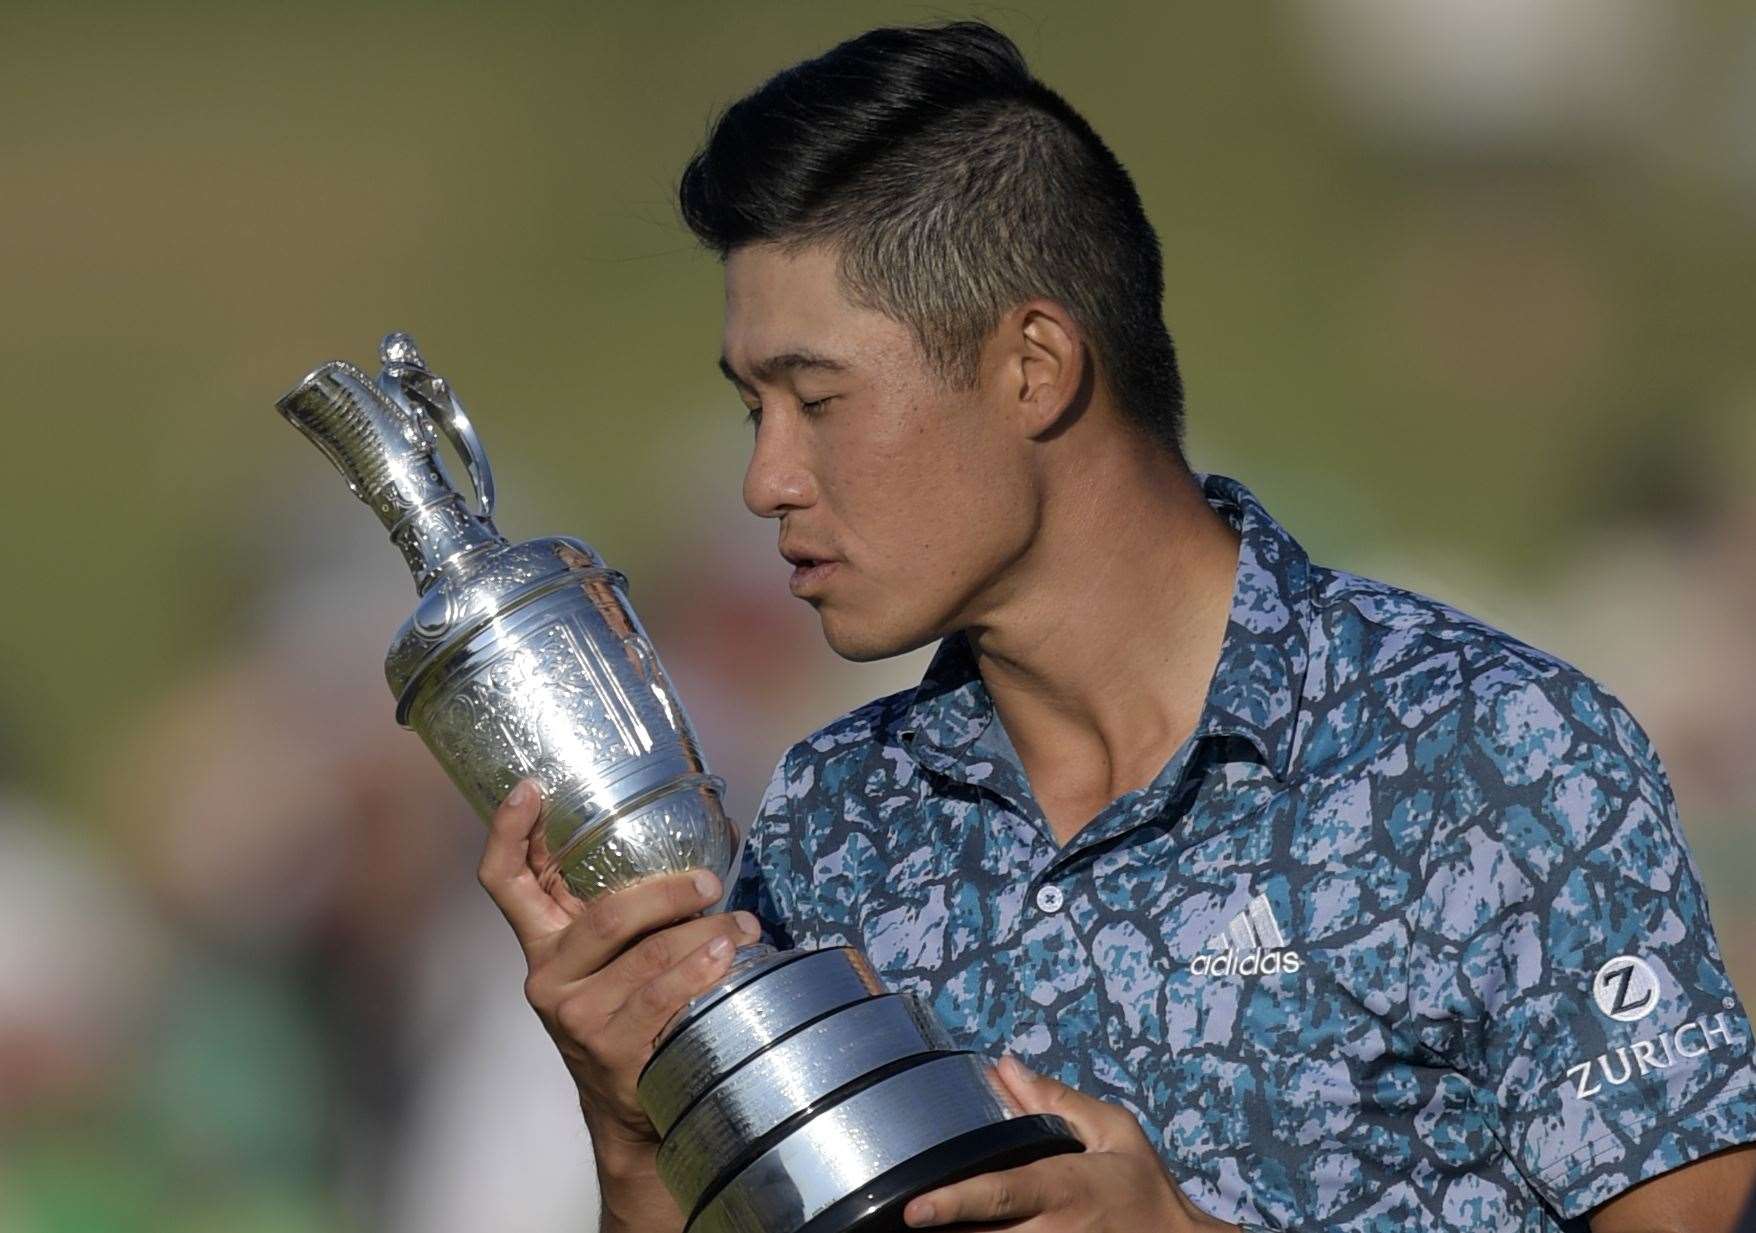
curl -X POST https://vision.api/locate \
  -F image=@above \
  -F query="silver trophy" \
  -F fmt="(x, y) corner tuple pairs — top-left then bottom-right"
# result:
(276, 333), (1080, 1233)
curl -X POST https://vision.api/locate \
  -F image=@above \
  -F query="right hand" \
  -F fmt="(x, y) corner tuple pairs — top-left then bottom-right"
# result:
(475, 778), (763, 1165)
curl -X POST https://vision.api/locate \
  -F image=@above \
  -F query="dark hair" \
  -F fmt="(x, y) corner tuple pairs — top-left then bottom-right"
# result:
(677, 20), (1187, 455)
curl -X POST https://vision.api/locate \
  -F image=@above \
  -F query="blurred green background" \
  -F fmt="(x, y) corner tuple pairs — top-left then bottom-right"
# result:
(3, 2), (1753, 1230)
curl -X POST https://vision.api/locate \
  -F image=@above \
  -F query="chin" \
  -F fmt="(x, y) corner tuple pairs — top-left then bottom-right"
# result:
(816, 607), (938, 663)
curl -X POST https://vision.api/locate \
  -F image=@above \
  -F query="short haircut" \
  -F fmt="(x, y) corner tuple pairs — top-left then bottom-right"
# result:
(677, 20), (1187, 455)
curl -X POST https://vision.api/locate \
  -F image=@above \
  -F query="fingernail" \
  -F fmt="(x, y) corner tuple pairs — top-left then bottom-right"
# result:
(708, 935), (733, 960)
(735, 911), (761, 939)
(507, 780), (532, 807)
(905, 1198), (935, 1225)
(692, 870), (720, 901)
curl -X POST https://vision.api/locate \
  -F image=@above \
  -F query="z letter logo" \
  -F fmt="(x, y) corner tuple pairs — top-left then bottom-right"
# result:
(1593, 955), (1660, 1022)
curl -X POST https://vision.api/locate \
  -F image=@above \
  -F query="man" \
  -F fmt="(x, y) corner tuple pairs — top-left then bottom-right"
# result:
(476, 20), (1756, 1232)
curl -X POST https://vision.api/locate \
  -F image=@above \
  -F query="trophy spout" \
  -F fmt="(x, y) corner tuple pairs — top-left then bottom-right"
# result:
(276, 347), (503, 593)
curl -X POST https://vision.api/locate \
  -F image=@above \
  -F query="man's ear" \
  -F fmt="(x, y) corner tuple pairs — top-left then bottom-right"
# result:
(1001, 299), (1089, 441)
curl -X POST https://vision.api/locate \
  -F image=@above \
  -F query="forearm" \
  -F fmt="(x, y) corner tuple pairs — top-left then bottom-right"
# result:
(598, 1207), (681, 1233)
(593, 1134), (685, 1233)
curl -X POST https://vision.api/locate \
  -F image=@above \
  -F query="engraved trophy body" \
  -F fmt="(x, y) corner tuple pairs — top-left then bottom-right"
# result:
(276, 334), (1079, 1233)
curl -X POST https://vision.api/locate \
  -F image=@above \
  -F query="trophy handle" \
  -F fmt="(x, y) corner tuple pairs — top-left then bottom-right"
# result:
(377, 331), (497, 519)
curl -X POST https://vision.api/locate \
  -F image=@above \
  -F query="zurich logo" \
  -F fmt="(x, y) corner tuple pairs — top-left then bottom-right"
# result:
(1593, 954), (1660, 1022)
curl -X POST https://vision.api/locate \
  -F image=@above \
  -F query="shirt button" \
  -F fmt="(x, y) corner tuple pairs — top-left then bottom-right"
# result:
(1035, 884), (1065, 914)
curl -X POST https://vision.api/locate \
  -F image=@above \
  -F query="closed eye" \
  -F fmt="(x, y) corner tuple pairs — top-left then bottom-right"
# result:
(742, 396), (834, 428)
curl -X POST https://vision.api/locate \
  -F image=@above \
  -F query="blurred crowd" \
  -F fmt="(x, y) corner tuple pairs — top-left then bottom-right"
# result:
(4, 2), (1754, 1230)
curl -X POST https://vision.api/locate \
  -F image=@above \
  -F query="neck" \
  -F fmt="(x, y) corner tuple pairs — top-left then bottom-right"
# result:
(963, 434), (1240, 844)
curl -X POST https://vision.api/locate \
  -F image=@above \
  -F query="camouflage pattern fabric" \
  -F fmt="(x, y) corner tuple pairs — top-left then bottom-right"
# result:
(728, 471), (1756, 1230)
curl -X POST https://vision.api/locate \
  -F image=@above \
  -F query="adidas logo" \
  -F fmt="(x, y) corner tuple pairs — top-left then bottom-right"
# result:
(1190, 893), (1302, 977)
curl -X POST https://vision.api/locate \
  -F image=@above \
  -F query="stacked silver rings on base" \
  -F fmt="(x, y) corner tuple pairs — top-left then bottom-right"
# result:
(641, 946), (1082, 1233)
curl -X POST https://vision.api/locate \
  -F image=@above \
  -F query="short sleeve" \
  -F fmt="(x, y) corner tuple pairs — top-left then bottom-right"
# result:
(1415, 671), (1756, 1220)
(724, 751), (799, 951)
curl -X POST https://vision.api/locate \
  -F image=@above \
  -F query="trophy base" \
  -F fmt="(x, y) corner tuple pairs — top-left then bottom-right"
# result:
(791, 1113), (1083, 1233)
(641, 946), (1087, 1233)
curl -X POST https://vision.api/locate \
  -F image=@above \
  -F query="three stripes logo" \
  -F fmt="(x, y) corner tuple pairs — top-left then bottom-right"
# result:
(1190, 893), (1302, 977)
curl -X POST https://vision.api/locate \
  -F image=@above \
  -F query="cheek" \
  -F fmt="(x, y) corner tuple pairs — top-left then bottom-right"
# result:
(816, 381), (1023, 573)
(849, 452), (1024, 586)
(816, 416), (940, 539)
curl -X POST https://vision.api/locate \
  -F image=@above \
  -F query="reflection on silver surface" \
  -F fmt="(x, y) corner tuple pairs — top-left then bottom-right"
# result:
(658, 934), (802, 1050)
(639, 947), (883, 1134)
(689, 1053), (1016, 1233)
(276, 334), (737, 900)
(658, 994), (955, 1203)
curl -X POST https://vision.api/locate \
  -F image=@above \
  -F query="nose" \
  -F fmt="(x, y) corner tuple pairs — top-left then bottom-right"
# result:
(742, 412), (817, 519)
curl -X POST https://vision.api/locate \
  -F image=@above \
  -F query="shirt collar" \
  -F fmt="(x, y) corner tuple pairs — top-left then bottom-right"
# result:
(896, 472), (1313, 786)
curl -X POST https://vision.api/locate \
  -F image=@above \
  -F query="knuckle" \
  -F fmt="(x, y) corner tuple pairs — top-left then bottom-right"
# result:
(668, 876), (695, 911)
(624, 932), (679, 986)
(584, 897), (625, 941)
(1047, 1158), (1081, 1200)
(636, 972), (679, 1015)
(635, 976), (667, 1011)
(555, 991), (601, 1041)
(475, 857), (504, 894)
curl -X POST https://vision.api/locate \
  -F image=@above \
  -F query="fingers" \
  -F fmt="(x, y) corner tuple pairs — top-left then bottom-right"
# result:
(521, 871), (758, 1053)
(994, 1055), (1141, 1151)
(906, 1065), (1189, 1231)
(904, 1159), (1062, 1228)
(543, 868), (729, 979)
(530, 906), (762, 1120)
(603, 909), (764, 1044)
(476, 779), (573, 948)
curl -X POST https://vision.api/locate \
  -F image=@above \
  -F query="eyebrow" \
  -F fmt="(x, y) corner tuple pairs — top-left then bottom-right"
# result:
(718, 349), (850, 388)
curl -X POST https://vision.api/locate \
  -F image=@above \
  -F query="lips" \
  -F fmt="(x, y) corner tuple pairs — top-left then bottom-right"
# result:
(781, 545), (841, 597)
(780, 543), (838, 570)
(788, 560), (837, 594)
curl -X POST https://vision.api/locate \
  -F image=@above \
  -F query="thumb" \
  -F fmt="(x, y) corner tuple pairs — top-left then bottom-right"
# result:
(994, 1055), (1136, 1151)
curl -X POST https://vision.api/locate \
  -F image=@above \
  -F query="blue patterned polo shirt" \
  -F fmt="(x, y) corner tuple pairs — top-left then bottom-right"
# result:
(727, 472), (1755, 1230)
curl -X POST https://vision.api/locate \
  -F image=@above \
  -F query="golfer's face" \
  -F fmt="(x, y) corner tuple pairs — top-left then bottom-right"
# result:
(720, 242), (1028, 661)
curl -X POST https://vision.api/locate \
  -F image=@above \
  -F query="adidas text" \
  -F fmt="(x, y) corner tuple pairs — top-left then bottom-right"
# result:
(1191, 948), (1302, 977)
(1192, 893), (1301, 977)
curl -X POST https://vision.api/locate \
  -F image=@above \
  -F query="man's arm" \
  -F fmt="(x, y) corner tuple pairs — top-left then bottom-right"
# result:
(1589, 1144), (1756, 1233)
(1438, 670), (1756, 1224)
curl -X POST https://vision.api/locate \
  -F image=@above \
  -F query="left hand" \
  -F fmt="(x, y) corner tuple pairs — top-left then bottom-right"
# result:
(902, 1055), (1235, 1231)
